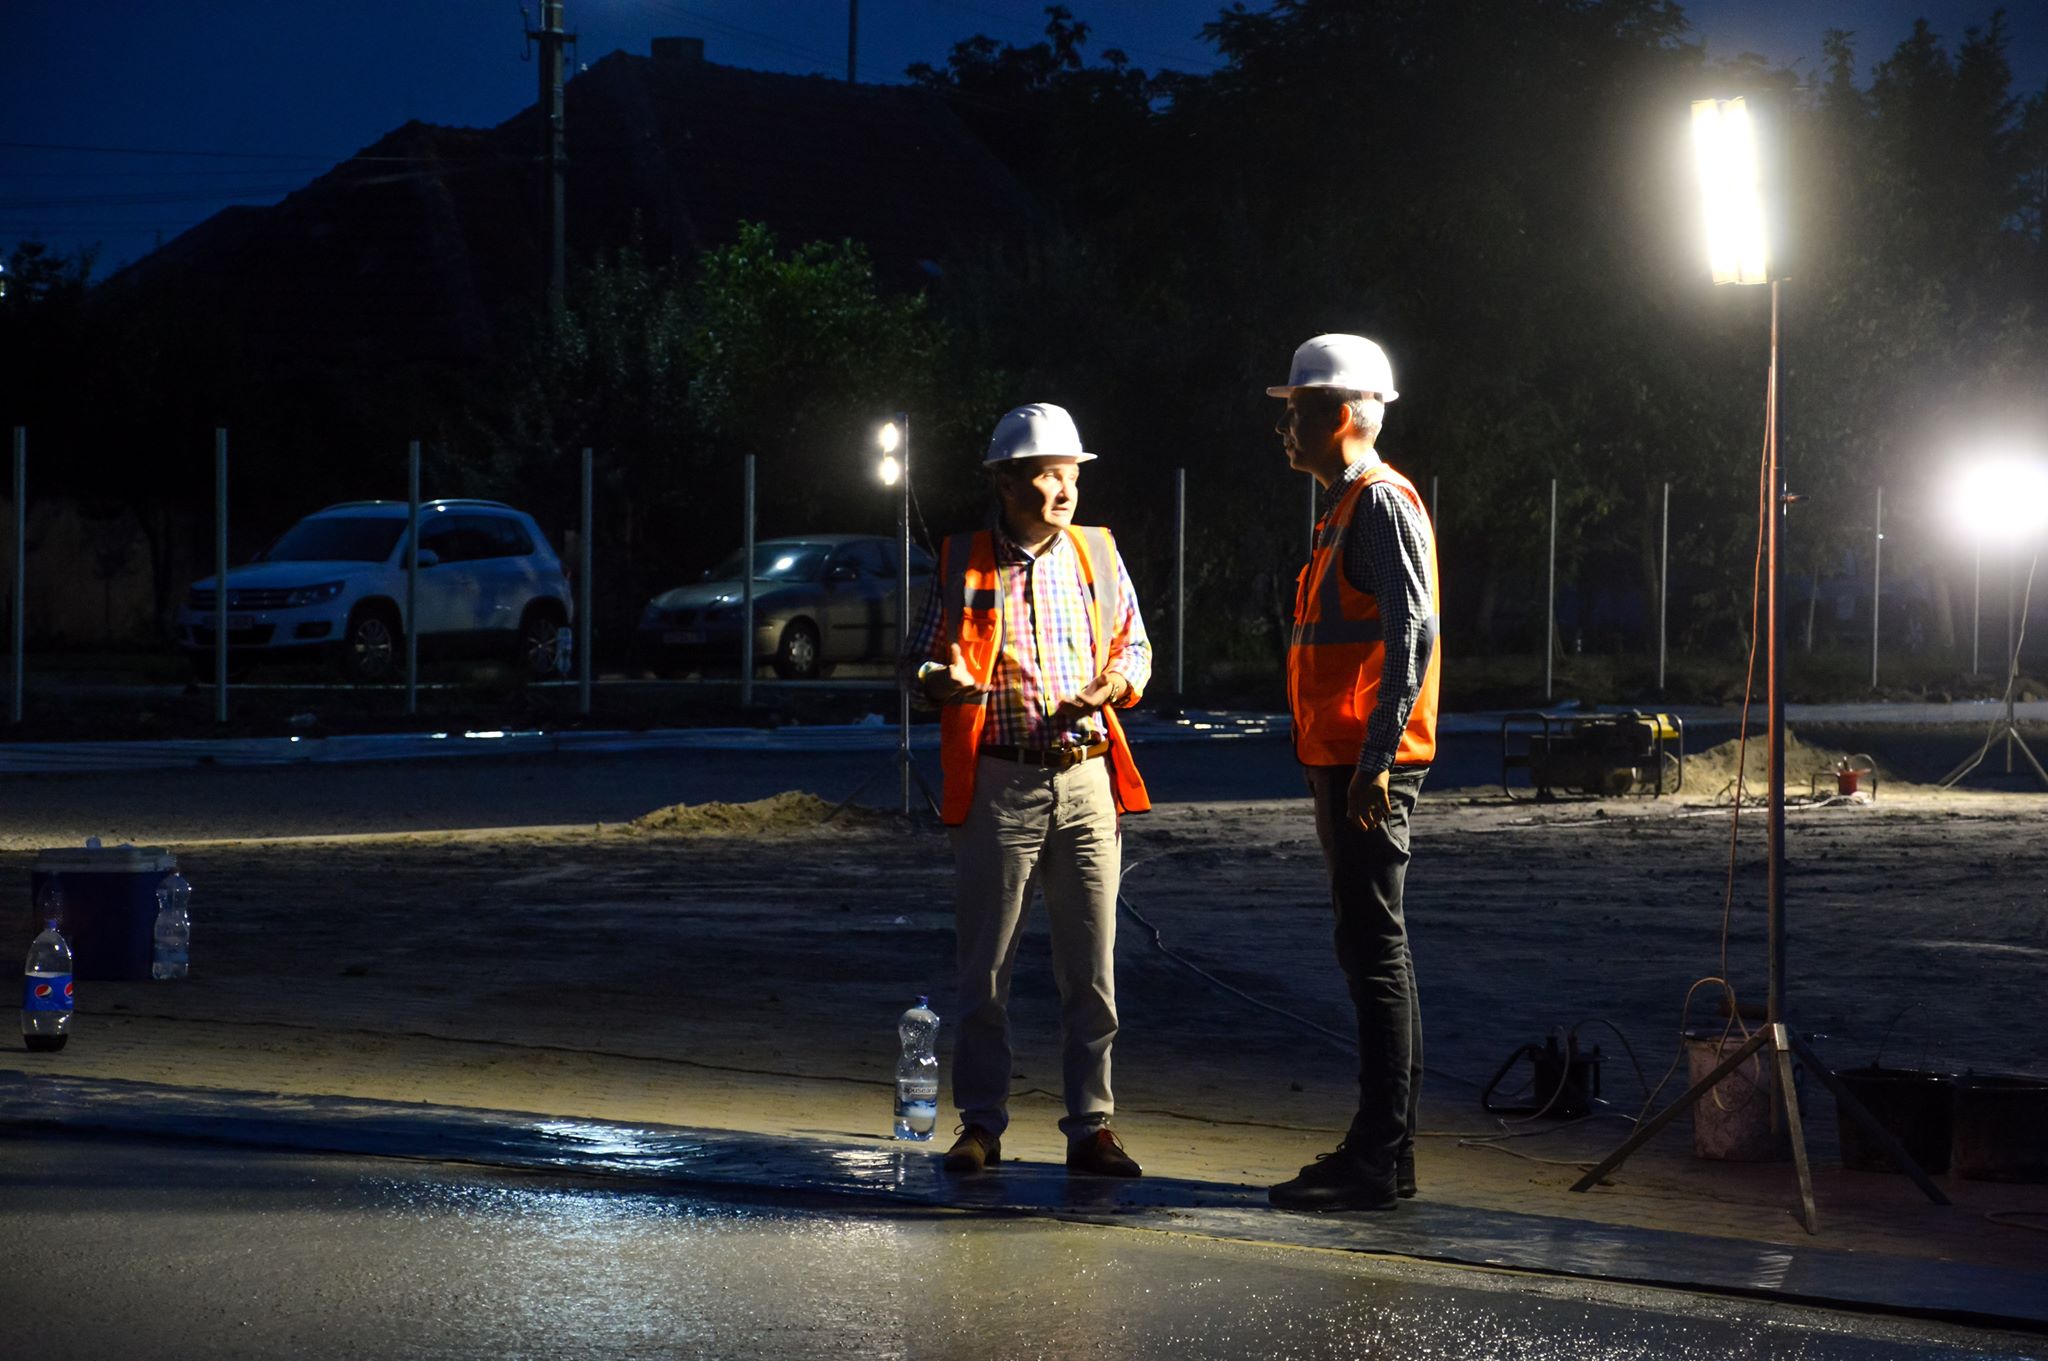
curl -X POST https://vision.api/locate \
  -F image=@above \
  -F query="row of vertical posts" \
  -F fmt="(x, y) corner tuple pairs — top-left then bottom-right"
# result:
(0, 436), (2023, 725)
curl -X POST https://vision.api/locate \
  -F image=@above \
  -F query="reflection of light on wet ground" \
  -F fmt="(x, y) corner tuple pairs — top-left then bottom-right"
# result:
(9, 1136), (2025, 1361)
(527, 1119), (708, 1173)
(827, 1145), (913, 1188)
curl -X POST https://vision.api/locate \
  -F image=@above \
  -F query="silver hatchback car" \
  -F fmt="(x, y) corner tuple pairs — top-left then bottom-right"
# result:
(177, 500), (574, 682)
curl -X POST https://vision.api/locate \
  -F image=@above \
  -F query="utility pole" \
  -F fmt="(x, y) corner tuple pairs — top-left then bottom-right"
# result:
(528, 0), (574, 307)
(847, 0), (859, 82)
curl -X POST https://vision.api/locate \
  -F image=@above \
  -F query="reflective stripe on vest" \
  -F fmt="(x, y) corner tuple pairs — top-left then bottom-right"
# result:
(935, 525), (1150, 825)
(1287, 464), (1442, 768)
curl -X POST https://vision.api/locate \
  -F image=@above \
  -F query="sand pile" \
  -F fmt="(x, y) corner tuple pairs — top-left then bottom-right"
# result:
(1684, 728), (1900, 800)
(627, 791), (862, 836)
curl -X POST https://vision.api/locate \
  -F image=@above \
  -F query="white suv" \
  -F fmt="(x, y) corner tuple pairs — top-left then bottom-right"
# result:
(177, 500), (574, 682)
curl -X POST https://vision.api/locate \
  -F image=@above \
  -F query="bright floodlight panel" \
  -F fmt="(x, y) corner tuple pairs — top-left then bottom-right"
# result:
(1691, 98), (1770, 286)
(1952, 457), (2048, 543)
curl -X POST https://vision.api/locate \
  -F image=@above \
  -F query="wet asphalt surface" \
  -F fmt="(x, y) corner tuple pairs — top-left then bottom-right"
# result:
(4, 1131), (2039, 1361)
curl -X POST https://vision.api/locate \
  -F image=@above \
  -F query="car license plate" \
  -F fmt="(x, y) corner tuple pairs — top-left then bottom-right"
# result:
(664, 630), (703, 645)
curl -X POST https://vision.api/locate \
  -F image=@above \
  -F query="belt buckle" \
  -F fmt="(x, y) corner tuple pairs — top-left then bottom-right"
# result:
(1051, 743), (1082, 772)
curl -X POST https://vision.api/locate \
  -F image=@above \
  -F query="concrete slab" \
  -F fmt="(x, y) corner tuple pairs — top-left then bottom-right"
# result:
(5, 1072), (2041, 1334)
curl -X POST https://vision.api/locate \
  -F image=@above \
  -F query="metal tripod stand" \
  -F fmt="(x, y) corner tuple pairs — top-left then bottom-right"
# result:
(1569, 280), (1949, 1232)
(1940, 552), (2044, 791)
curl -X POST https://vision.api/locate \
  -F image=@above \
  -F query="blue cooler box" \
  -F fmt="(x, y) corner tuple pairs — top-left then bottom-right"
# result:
(29, 846), (179, 982)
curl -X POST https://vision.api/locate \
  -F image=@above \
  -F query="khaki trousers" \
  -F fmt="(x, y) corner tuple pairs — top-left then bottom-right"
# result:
(949, 753), (1121, 1140)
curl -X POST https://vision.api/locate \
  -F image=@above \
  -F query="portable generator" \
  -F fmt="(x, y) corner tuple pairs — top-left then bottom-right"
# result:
(1501, 710), (1685, 799)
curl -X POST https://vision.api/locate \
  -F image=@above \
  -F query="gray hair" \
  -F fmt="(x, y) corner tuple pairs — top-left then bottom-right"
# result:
(1345, 394), (1386, 438)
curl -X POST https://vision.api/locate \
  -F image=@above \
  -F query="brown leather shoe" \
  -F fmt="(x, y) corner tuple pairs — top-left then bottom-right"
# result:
(942, 1124), (1001, 1174)
(1066, 1127), (1142, 1178)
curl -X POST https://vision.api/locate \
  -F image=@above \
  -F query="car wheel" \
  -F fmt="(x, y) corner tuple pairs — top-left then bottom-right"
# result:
(517, 604), (566, 681)
(339, 605), (402, 683)
(772, 619), (821, 680)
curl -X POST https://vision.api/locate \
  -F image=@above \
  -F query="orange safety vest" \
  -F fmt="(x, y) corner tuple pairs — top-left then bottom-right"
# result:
(1288, 462), (1442, 768)
(935, 525), (1151, 826)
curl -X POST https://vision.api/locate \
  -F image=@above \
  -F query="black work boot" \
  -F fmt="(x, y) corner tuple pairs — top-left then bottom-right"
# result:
(1397, 1145), (1417, 1199)
(1268, 1143), (1398, 1212)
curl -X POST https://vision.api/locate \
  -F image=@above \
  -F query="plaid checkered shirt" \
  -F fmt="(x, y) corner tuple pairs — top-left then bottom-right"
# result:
(905, 522), (1152, 747)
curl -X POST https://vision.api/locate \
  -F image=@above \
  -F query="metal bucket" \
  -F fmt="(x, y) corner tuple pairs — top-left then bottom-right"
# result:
(1952, 1074), (2048, 1183)
(1835, 1067), (1953, 1176)
(1684, 1030), (1795, 1162)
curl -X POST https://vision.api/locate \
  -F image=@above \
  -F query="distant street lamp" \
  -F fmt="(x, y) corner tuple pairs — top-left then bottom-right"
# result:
(1940, 452), (2048, 789)
(1574, 96), (1949, 1228)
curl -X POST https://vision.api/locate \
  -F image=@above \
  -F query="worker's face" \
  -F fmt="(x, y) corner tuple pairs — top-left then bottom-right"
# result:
(1275, 390), (1348, 476)
(995, 457), (1080, 535)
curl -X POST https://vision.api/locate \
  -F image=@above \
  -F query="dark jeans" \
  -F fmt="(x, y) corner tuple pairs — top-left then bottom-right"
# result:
(1305, 764), (1425, 1173)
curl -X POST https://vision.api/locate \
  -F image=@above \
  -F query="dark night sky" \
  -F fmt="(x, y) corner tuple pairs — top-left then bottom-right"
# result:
(4, 0), (2045, 275)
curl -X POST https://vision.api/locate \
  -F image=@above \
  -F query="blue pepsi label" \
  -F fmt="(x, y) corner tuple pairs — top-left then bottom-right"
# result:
(23, 974), (73, 1013)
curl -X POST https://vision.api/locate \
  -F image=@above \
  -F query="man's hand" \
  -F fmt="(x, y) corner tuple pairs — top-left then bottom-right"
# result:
(922, 642), (988, 704)
(1348, 767), (1393, 832)
(1048, 671), (1122, 732)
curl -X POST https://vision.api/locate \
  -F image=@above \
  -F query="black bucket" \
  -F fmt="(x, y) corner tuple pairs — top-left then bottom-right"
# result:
(1952, 1074), (2048, 1183)
(1834, 1067), (1953, 1176)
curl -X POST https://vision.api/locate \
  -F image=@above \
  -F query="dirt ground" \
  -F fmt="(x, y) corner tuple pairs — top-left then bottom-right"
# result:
(5, 750), (2046, 1271)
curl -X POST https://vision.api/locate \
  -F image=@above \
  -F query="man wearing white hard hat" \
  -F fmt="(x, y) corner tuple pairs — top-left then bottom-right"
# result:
(1265, 334), (1442, 1212)
(901, 401), (1154, 1179)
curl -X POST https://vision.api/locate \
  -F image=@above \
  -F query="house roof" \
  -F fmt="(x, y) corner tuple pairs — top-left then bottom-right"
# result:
(102, 48), (1038, 369)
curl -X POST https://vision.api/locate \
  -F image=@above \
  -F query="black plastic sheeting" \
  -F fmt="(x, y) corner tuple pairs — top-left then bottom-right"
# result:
(3, 1071), (2040, 1332)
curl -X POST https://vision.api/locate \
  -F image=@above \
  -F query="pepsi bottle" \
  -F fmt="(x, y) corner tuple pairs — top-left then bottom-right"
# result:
(22, 919), (73, 1053)
(893, 996), (940, 1140)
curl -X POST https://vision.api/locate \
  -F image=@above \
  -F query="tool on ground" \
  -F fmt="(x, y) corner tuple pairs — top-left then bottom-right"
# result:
(1501, 710), (1685, 799)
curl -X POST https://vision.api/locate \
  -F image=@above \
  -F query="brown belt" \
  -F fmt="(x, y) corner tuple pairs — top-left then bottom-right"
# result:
(980, 740), (1111, 771)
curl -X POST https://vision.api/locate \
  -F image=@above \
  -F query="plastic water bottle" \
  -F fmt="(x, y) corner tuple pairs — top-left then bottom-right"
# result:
(33, 875), (64, 933)
(893, 996), (940, 1141)
(22, 920), (74, 1053)
(152, 871), (192, 980)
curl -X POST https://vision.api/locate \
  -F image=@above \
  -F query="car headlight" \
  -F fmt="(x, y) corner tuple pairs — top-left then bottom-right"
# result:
(285, 581), (346, 607)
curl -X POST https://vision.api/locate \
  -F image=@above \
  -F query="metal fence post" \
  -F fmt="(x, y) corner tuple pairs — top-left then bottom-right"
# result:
(214, 428), (228, 725)
(578, 447), (593, 716)
(1545, 477), (1557, 701)
(1658, 480), (1669, 696)
(1174, 466), (1186, 704)
(405, 440), (420, 717)
(741, 454), (756, 707)
(1871, 485), (1883, 691)
(1972, 544), (1981, 676)
(896, 411), (912, 817)
(9, 428), (23, 725)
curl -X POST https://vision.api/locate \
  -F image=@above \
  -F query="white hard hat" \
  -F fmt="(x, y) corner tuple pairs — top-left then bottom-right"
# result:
(1266, 333), (1399, 402)
(984, 402), (1096, 465)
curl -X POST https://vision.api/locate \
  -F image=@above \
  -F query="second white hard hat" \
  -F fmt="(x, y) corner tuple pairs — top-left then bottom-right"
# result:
(984, 402), (1096, 466)
(1266, 333), (1399, 402)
